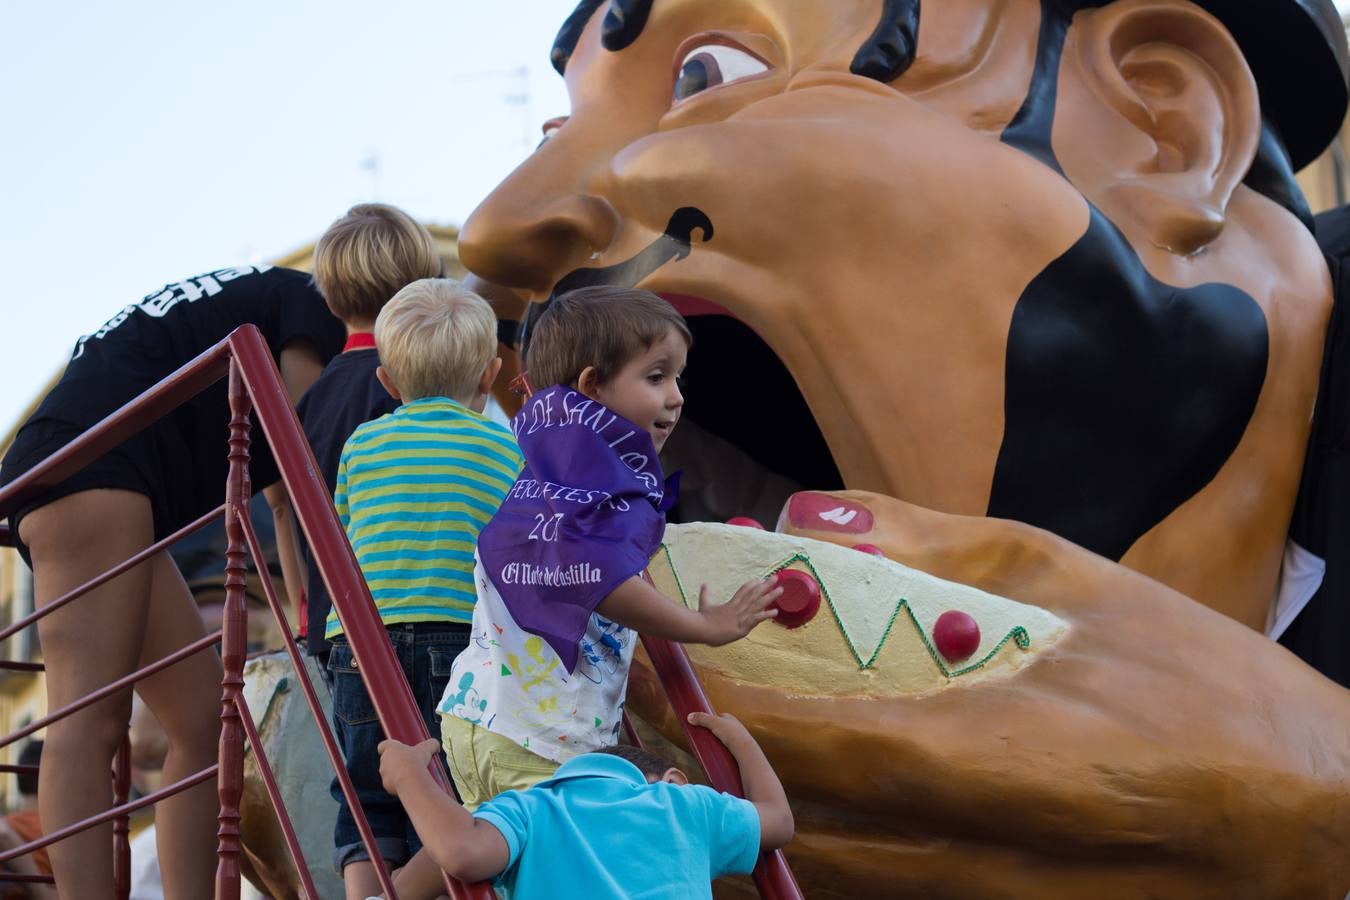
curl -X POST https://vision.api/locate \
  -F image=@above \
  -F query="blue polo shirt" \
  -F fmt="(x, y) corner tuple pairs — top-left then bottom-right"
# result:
(473, 753), (761, 899)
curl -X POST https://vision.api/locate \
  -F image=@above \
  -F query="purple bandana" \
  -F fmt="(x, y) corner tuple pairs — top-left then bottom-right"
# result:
(477, 385), (679, 672)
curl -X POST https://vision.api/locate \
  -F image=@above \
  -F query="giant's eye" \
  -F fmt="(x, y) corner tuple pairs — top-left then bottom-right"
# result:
(673, 43), (768, 104)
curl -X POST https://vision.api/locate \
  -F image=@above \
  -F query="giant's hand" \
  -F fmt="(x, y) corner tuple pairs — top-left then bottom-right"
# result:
(629, 492), (1350, 900)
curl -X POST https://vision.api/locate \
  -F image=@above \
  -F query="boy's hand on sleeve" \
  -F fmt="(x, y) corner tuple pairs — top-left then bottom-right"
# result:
(696, 579), (781, 646)
(377, 738), (441, 796)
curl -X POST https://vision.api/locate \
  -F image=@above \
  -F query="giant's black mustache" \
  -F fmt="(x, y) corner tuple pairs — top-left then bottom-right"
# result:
(515, 206), (714, 351)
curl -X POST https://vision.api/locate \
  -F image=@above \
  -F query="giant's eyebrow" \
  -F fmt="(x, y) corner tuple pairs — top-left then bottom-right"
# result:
(552, 0), (654, 75)
(851, 0), (921, 83)
(551, 0), (921, 84)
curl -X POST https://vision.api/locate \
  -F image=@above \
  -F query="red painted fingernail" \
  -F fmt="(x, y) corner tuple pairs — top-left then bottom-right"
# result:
(787, 492), (873, 534)
(726, 516), (765, 530)
(853, 543), (886, 557)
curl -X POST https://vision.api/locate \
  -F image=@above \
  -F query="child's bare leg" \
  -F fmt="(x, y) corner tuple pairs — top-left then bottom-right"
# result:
(392, 848), (450, 900)
(343, 859), (385, 899)
(133, 552), (224, 899)
(21, 490), (156, 900)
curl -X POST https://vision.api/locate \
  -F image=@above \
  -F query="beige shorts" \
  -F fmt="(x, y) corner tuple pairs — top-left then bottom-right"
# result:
(439, 714), (559, 811)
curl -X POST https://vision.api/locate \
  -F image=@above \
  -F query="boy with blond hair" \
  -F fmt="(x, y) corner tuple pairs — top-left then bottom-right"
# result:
(288, 203), (442, 664)
(325, 278), (524, 898)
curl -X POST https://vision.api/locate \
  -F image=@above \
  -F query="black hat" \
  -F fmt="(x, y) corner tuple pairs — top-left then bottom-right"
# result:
(1065, 0), (1349, 171)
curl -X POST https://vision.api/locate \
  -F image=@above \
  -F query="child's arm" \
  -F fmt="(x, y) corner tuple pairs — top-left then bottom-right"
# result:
(390, 848), (450, 899)
(687, 712), (795, 850)
(261, 340), (325, 623)
(262, 482), (307, 624)
(596, 577), (782, 646)
(377, 738), (510, 883)
(277, 339), (325, 404)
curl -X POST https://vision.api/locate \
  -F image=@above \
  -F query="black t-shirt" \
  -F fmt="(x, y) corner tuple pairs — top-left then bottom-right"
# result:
(294, 348), (399, 652)
(15, 265), (345, 529)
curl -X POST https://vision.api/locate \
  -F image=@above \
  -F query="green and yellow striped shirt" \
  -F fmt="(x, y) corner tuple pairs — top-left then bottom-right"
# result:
(325, 397), (523, 638)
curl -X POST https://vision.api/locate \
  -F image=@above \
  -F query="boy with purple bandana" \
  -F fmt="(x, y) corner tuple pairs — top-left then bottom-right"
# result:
(387, 287), (783, 898)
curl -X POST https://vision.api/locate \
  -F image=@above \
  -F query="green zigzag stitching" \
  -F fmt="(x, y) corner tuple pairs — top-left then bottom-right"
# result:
(653, 545), (1031, 678)
(657, 543), (690, 607)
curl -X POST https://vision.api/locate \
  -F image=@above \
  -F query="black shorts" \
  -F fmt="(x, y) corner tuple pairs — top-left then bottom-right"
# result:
(1, 418), (169, 568)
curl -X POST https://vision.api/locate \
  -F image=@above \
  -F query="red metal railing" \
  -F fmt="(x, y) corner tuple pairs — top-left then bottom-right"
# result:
(0, 323), (803, 899)
(230, 325), (488, 900)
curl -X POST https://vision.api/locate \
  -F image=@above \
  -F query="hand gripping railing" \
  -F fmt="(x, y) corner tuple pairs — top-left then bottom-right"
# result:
(0, 325), (492, 900)
(638, 635), (804, 899)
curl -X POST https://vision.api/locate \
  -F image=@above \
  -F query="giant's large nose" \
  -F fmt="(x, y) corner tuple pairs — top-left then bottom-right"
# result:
(459, 162), (620, 296)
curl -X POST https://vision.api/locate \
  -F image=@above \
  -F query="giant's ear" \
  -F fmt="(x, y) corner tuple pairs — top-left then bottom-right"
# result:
(1054, 0), (1260, 255)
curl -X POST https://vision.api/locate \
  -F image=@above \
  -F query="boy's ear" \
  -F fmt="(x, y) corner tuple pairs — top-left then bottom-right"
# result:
(375, 365), (402, 402)
(478, 357), (504, 396)
(659, 767), (689, 786)
(576, 366), (601, 400)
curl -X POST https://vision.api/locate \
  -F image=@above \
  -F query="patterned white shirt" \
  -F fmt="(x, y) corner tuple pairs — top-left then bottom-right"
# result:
(438, 555), (636, 762)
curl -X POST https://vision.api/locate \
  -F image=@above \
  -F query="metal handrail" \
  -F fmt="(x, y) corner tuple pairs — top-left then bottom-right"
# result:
(0, 632), (223, 750)
(0, 766), (219, 866)
(234, 490), (422, 900)
(0, 343), (232, 524)
(0, 506), (225, 646)
(227, 327), (492, 900)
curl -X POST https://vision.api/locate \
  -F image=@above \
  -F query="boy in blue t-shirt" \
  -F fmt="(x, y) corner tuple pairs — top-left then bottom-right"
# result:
(377, 711), (793, 899)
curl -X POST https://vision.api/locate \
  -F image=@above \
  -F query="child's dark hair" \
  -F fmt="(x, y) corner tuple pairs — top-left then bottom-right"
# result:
(525, 287), (692, 390)
(594, 743), (676, 780)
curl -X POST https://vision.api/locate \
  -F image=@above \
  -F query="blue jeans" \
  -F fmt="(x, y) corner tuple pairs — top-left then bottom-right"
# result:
(328, 622), (468, 871)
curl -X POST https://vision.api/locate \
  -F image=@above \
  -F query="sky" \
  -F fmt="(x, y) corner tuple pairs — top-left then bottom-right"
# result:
(2, 1), (1350, 433)
(0, 1), (571, 433)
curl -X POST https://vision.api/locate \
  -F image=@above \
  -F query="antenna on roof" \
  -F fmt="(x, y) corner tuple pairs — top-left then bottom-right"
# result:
(359, 150), (381, 201)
